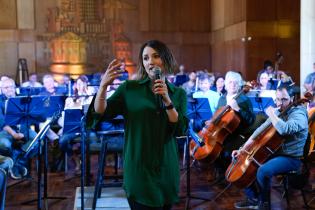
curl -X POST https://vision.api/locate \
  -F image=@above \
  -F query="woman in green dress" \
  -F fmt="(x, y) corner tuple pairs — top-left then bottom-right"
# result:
(87, 40), (188, 210)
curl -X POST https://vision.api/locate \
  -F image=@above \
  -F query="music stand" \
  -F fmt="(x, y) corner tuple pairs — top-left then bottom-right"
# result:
(179, 98), (212, 210)
(63, 109), (83, 135)
(267, 78), (279, 90)
(19, 87), (45, 96)
(5, 96), (67, 210)
(62, 108), (87, 210)
(187, 98), (212, 133)
(5, 96), (49, 126)
(248, 96), (275, 114)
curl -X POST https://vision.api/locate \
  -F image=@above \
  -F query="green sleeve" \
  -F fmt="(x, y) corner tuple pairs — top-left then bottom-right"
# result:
(86, 81), (126, 130)
(167, 88), (189, 137)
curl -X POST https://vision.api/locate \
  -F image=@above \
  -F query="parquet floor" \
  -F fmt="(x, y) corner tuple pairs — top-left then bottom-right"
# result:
(5, 155), (315, 210)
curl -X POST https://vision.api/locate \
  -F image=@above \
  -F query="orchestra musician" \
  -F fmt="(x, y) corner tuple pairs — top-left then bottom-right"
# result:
(0, 77), (38, 179)
(214, 71), (255, 171)
(58, 75), (94, 173)
(232, 85), (308, 210)
(87, 40), (188, 210)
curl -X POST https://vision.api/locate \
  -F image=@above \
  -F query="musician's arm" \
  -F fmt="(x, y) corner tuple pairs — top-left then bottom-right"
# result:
(235, 96), (255, 126)
(272, 108), (308, 135)
(238, 119), (271, 152)
(3, 125), (23, 139)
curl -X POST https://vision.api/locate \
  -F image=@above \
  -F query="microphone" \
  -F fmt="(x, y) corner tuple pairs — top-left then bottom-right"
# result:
(154, 67), (163, 111)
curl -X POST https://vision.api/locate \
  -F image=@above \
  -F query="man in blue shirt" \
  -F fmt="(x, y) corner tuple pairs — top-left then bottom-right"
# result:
(232, 85), (308, 210)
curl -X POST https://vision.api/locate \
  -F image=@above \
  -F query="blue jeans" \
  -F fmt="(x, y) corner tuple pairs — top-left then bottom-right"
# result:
(244, 156), (301, 202)
(59, 132), (98, 156)
(0, 128), (37, 167)
(0, 156), (13, 171)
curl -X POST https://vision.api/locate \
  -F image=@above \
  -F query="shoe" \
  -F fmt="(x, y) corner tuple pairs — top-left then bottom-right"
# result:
(9, 166), (22, 180)
(234, 198), (259, 209)
(18, 165), (28, 177)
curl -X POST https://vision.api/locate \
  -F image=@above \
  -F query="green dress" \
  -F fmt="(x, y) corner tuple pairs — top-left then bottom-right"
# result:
(87, 77), (188, 207)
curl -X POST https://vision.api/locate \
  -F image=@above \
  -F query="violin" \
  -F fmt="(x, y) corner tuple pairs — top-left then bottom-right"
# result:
(189, 81), (256, 162)
(225, 93), (312, 188)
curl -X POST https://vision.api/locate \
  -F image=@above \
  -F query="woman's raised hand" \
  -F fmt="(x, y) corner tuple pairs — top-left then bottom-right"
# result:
(100, 59), (124, 89)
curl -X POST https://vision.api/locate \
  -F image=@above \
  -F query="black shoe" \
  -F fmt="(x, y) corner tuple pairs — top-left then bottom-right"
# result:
(18, 165), (28, 177)
(234, 198), (259, 209)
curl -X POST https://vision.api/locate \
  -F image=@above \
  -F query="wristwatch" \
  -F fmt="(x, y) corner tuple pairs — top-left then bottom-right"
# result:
(165, 102), (174, 110)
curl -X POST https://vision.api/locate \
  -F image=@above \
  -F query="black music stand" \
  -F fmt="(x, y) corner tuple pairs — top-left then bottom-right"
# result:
(187, 97), (212, 132)
(5, 96), (67, 210)
(19, 87), (45, 96)
(62, 107), (91, 210)
(63, 109), (83, 135)
(179, 98), (212, 210)
(5, 96), (48, 125)
(267, 78), (279, 90)
(248, 96), (275, 114)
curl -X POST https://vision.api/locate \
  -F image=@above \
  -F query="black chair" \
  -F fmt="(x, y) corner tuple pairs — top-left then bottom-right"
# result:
(274, 134), (312, 209)
(92, 119), (124, 210)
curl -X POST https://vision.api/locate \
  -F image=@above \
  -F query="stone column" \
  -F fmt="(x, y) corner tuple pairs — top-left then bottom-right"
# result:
(300, 0), (315, 92)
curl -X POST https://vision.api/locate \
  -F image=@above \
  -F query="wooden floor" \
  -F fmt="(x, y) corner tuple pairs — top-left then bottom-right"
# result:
(5, 155), (315, 210)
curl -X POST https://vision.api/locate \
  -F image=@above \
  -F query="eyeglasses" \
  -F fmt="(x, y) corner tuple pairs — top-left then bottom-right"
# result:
(275, 98), (290, 103)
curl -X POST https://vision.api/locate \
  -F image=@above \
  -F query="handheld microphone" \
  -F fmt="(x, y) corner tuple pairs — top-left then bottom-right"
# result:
(154, 67), (163, 111)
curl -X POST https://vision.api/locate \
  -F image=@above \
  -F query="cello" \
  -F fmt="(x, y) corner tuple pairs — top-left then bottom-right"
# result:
(308, 107), (315, 155)
(225, 93), (312, 188)
(189, 81), (255, 162)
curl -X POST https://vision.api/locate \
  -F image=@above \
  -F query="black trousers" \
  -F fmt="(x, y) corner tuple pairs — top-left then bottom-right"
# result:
(127, 199), (172, 210)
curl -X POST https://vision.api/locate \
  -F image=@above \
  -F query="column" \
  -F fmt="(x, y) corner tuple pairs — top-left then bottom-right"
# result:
(300, 0), (315, 92)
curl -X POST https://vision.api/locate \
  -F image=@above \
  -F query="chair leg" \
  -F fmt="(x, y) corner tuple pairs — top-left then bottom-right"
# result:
(284, 177), (290, 206)
(301, 189), (310, 209)
(92, 138), (108, 210)
(114, 152), (118, 175)
(64, 153), (68, 173)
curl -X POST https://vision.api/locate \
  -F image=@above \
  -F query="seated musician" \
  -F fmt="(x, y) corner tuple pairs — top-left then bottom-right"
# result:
(0, 78), (38, 179)
(232, 84), (308, 210)
(257, 71), (270, 91)
(215, 71), (255, 170)
(193, 73), (220, 131)
(58, 75), (94, 173)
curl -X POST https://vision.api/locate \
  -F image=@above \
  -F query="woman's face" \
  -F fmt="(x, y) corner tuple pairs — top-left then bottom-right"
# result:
(260, 72), (269, 88)
(142, 46), (164, 80)
(76, 79), (87, 94)
(216, 78), (225, 89)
